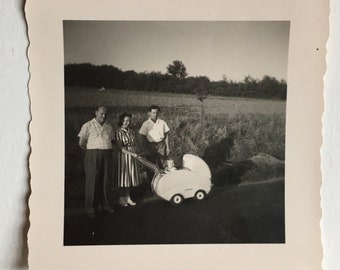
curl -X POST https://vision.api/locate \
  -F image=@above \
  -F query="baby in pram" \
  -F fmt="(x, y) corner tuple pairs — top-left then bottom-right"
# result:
(164, 159), (177, 173)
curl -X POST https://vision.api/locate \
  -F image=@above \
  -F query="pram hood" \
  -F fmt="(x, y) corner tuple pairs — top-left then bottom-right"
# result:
(136, 154), (211, 179)
(182, 154), (211, 179)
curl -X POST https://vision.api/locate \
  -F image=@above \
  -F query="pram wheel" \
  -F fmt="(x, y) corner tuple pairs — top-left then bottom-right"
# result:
(194, 190), (207, 202)
(170, 194), (184, 206)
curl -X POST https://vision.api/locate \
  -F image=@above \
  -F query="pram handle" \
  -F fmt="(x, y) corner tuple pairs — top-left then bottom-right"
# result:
(134, 155), (164, 174)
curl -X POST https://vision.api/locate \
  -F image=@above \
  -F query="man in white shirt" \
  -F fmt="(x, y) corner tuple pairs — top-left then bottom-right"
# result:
(139, 105), (170, 170)
(78, 106), (114, 217)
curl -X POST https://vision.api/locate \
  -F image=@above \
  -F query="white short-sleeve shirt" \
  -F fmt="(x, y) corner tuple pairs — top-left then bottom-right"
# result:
(139, 118), (170, 143)
(78, 118), (113, 150)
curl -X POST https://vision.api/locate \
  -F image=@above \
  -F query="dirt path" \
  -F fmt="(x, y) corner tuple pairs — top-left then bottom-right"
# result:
(64, 180), (285, 245)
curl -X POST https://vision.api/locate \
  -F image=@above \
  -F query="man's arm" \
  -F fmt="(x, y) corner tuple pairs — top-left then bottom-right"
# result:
(79, 137), (87, 150)
(78, 122), (89, 151)
(164, 132), (170, 156)
(139, 134), (150, 154)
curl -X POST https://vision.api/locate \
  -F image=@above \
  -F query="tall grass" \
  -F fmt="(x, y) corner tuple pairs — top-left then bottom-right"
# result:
(64, 88), (285, 207)
(65, 105), (285, 207)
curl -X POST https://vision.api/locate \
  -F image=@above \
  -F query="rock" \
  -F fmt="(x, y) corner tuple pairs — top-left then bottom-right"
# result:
(250, 153), (284, 168)
(241, 153), (285, 182)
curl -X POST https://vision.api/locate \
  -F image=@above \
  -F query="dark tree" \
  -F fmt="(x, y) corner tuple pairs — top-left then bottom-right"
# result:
(64, 63), (286, 100)
(166, 60), (188, 79)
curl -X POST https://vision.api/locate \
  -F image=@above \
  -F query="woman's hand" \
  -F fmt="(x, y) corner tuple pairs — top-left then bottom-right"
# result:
(131, 153), (138, 158)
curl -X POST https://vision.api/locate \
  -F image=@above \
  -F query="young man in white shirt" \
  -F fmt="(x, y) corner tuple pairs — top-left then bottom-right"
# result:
(139, 105), (170, 170)
(78, 106), (114, 217)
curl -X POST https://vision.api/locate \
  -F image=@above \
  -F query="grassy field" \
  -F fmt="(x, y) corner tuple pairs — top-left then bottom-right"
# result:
(65, 87), (286, 116)
(65, 87), (286, 207)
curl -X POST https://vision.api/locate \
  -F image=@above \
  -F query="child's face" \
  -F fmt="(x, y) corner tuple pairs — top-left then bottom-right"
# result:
(167, 160), (174, 168)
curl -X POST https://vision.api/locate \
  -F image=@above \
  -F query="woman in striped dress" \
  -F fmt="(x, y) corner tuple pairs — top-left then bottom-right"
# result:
(115, 112), (142, 206)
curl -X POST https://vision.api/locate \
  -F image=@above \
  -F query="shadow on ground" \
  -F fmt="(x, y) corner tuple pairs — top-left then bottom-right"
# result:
(64, 180), (285, 245)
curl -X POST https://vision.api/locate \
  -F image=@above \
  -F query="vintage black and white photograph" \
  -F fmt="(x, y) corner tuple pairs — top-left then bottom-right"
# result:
(63, 21), (289, 245)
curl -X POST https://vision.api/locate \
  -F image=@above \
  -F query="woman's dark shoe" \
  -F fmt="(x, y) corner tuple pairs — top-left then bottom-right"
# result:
(119, 197), (128, 207)
(103, 205), (115, 213)
(87, 209), (96, 218)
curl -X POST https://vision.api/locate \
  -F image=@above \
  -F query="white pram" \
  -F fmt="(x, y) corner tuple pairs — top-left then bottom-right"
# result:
(136, 154), (212, 205)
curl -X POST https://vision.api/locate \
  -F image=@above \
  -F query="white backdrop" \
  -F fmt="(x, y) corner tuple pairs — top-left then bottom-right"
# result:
(0, 0), (338, 269)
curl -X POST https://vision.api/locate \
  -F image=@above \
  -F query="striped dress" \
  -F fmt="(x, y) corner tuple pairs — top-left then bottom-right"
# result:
(115, 128), (142, 187)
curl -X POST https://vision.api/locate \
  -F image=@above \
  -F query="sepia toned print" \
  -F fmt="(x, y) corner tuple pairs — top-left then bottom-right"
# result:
(27, 0), (327, 269)
(63, 21), (288, 245)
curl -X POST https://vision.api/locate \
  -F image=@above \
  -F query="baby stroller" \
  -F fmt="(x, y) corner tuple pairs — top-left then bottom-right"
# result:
(135, 154), (212, 205)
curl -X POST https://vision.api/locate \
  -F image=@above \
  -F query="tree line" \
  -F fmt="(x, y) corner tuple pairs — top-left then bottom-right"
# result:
(64, 62), (287, 100)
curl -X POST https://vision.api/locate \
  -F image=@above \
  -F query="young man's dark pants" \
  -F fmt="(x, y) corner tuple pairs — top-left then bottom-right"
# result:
(144, 140), (168, 183)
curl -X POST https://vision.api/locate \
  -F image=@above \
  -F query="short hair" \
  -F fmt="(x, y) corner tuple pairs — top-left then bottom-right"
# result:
(94, 106), (107, 117)
(148, 105), (161, 112)
(96, 105), (107, 112)
(118, 112), (132, 127)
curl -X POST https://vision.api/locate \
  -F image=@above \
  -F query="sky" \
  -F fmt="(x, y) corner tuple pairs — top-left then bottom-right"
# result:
(63, 21), (289, 82)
